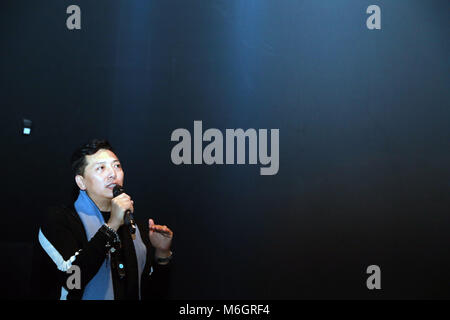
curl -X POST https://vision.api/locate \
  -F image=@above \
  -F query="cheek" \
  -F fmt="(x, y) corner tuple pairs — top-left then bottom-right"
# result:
(117, 170), (124, 182)
(88, 174), (106, 187)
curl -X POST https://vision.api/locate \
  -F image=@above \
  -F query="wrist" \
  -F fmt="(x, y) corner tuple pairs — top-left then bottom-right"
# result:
(106, 219), (120, 232)
(99, 224), (121, 247)
(155, 249), (172, 259)
(155, 250), (173, 265)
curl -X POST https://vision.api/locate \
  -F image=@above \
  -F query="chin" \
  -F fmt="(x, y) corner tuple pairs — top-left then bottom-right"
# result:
(105, 189), (114, 198)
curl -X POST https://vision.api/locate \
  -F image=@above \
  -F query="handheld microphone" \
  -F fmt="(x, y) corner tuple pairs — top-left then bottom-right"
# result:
(112, 185), (136, 235)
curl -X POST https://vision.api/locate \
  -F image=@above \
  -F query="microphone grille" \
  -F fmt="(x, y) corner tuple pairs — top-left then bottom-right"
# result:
(112, 185), (124, 197)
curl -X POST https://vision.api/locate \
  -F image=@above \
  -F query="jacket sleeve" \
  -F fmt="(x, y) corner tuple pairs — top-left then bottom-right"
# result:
(38, 206), (112, 296)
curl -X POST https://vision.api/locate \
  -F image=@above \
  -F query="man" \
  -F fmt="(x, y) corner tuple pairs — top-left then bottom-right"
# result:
(33, 139), (173, 300)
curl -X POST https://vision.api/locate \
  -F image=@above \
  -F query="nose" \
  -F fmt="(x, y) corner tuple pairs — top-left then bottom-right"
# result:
(107, 165), (116, 180)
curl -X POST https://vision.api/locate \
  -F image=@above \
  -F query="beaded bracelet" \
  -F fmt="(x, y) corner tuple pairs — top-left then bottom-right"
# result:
(100, 224), (121, 247)
(156, 251), (173, 265)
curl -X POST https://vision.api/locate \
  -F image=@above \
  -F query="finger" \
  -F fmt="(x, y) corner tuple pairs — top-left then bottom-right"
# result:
(119, 198), (133, 208)
(152, 225), (173, 237)
(117, 201), (133, 214)
(115, 193), (129, 200)
(151, 225), (162, 232)
(120, 193), (131, 200)
(151, 225), (164, 232)
(165, 227), (173, 237)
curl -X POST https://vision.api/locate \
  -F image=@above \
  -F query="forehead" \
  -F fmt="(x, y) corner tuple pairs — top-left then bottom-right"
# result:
(85, 149), (119, 166)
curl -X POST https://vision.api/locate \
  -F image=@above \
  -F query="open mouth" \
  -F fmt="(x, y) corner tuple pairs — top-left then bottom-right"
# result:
(106, 183), (117, 190)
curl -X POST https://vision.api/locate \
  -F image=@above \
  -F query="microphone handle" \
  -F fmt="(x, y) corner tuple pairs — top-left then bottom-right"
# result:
(124, 209), (136, 234)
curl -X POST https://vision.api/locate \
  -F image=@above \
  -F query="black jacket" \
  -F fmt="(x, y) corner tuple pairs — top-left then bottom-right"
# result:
(32, 204), (170, 300)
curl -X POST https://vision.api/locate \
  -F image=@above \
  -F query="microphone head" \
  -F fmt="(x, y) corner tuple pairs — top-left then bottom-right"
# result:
(112, 185), (125, 198)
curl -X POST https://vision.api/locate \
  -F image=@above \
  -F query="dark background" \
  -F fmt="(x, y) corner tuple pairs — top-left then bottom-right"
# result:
(1, 0), (449, 299)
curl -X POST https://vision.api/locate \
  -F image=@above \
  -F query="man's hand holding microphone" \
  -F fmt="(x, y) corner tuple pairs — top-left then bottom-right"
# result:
(106, 192), (134, 232)
(107, 186), (173, 264)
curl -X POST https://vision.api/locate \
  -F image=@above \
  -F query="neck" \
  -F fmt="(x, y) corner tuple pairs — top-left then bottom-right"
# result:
(86, 191), (111, 212)
(97, 202), (112, 212)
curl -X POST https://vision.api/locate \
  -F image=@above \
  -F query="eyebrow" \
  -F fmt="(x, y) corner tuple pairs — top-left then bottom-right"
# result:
(93, 160), (121, 165)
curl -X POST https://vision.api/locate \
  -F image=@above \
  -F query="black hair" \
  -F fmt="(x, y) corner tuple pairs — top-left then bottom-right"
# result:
(70, 139), (114, 176)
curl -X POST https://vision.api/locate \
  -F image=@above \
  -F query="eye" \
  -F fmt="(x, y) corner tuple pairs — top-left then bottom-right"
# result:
(97, 165), (104, 171)
(114, 163), (121, 169)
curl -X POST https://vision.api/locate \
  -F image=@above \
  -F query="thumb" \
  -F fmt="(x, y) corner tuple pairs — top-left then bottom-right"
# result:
(149, 218), (155, 230)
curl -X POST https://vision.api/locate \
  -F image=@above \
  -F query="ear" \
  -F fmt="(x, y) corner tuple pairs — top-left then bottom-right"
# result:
(75, 175), (86, 190)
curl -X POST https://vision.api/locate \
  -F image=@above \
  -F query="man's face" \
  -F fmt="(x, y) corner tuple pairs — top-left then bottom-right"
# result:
(75, 149), (124, 203)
